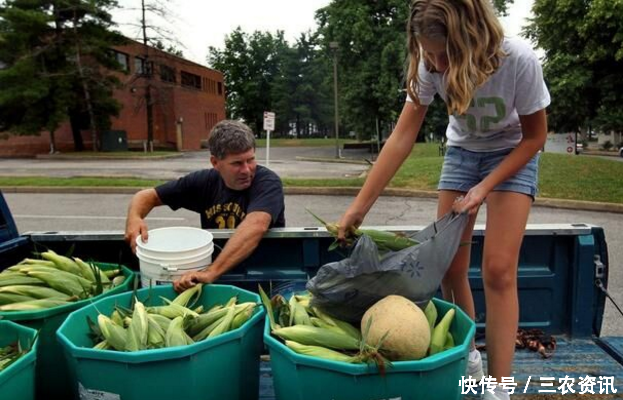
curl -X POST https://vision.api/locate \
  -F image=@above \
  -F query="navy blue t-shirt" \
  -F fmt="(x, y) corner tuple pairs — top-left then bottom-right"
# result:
(155, 165), (285, 229)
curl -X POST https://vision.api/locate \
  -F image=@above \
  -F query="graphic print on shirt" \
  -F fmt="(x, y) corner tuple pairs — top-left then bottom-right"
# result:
(204, 202), (247, 229)
(455, 97), (507, 134)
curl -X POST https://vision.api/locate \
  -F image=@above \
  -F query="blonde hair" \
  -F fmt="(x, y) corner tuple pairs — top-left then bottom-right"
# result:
(406, 0), (505, 115)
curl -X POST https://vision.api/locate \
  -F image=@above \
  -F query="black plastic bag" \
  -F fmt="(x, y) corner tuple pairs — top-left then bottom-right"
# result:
(306, 212), (469, 323)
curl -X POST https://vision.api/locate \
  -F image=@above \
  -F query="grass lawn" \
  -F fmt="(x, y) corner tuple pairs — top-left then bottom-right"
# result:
(1, 143), (621, 204)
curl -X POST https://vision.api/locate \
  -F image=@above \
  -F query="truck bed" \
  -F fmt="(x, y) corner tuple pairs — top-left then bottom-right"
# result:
(0, 212), (621, 398)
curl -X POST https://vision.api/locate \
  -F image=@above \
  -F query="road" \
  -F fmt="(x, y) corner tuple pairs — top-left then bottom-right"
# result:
(0, 147), (371, 180)
(4, 192), (622, 337)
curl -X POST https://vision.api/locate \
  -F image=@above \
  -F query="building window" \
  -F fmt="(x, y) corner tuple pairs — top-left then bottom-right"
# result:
(112, 50), (129, 72)
(181, 71), (202, 90)
(160, 65), (176, 83)
(217, 82), (223, 96)
(134, 57), (153, 76)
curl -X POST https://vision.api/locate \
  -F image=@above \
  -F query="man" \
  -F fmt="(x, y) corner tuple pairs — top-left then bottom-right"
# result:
(124, 120), (285, 291)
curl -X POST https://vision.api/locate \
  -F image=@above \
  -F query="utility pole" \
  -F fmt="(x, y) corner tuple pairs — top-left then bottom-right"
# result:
(330, 42), (340, 159)
(141, 0), (154, 152)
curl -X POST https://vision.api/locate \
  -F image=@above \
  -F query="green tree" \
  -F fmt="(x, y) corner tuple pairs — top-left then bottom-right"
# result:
(524, 0), (623, 135)
(316, 0), (409, 140)
(0, 0), (123, 152)
(208, 28), (287, 134)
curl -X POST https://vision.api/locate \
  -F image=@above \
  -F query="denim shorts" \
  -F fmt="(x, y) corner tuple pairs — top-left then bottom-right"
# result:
(438, 146), (539, 199)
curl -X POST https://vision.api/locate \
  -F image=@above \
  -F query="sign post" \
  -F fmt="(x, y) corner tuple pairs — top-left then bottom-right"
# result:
(263, 111), (275, 166)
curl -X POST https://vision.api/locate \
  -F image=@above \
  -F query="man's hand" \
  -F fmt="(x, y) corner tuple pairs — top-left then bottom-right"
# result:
(124, 217), (149, 253)
(124, 189), (162, 253)
(173, 268), (219, 292)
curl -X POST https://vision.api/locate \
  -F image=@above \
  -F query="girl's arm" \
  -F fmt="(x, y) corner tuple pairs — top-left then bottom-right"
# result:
(338, 102), (428, 239)
(456, 108), (548, 213)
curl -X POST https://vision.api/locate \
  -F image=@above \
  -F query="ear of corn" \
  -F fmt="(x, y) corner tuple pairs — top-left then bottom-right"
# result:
(285, 340), (355, 363)
(429, 308), (455, 355)
(0, 285), (71, 300)
(289, 296), (312, 326)
(172, 284), (203, 308)
(98, 315), (127, 351)
(126, 300), (149, 351)
(72, 257), (97, 282)
(208, 304), (237, 339)
(0, 293), (36, 305)
(41, 250), (84, 276)
(147, 315), (166, 348)
(0, 276), (46, 287)
(311, 307), (361, 340)
(231, 304), (255, 330)
(424, 301), (438, 335)
(272, 325), (361, 351)
(192, 316), (226, 342)
(443, 332), (455, 350)
(165, 316), (193, 348)
(111, 275), (126, 288)
(306, 209), (419, 252)
(0, 298), (70, 311)
(104, 269), (121, 279)
(25, 270), (88, 297)
(147, 302), (199, 319)
(259, 285), (280, 331)
(147, 313), (172, 332)
(93, 340), (111, 350)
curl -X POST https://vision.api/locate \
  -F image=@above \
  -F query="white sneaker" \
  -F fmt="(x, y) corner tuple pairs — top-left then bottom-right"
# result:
(467, 349), (484, 382)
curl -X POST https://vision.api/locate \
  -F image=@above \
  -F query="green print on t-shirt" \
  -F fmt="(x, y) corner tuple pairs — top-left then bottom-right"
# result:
(456, 97), (506, 132)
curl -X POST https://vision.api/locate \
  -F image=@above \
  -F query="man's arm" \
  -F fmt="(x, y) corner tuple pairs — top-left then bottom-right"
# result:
(173, 210), (271, 291)
(124, 188), (163, 252)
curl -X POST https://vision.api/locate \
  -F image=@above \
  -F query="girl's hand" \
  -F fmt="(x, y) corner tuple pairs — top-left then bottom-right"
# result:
(453, 184), (488, 215)
(337, 209), (364, 243)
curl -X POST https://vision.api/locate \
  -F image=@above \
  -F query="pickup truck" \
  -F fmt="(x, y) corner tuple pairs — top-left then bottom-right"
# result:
(0, 190), (622, 399)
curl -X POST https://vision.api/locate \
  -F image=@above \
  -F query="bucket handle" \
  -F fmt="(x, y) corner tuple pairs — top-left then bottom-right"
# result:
(160, 264), (179, 272)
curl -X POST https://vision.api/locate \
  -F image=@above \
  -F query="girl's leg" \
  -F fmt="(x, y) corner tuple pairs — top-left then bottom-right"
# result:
(437, 190), (479, 326)
(482, 191), (532, 380)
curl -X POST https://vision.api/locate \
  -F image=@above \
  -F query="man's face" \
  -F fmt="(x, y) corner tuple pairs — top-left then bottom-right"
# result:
(211, 148), (257, 191)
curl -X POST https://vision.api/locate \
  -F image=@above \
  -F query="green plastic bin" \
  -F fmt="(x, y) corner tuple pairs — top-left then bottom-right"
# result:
(0, 321), (38, 400)
(264, 297), (476, 400)
(0, 263), (135, 400)
(57, 284), (265, 400)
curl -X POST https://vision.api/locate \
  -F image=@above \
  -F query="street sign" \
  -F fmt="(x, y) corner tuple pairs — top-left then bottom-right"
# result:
(263, 111), (275, 131)
(545, 133), (578, 155)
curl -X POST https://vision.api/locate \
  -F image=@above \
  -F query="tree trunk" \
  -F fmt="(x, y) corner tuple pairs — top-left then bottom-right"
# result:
(69, 112), (85, 151)
(72, 9), (99, 151)
(49, 130), (57, 154)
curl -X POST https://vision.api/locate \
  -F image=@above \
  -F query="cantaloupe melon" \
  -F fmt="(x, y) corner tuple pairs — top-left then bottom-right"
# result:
(361, 295), (430, 361)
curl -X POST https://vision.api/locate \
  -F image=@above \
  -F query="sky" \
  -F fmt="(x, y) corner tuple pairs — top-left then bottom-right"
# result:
(112, 0), (534, 66)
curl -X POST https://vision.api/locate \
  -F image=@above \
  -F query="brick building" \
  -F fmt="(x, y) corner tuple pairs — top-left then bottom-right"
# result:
(0, 39), (226, 156)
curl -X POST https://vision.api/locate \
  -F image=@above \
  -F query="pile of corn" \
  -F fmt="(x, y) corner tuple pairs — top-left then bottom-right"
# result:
(260, 286), (382, 364)
(91, 284), (258, 351)
(261, 286), (457, 364)
(0, 250), (126, 312)
(0, 341), (30, 372)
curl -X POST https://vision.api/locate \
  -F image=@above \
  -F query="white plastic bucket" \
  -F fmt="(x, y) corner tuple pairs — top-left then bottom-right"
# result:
(135, 227), (214, 287)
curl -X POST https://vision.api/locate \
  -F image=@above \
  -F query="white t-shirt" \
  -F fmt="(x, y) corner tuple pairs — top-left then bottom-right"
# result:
(408, 37), (551, 152)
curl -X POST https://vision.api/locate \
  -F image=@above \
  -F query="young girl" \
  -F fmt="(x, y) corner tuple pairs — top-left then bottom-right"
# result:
(337, 1), (550, 399)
